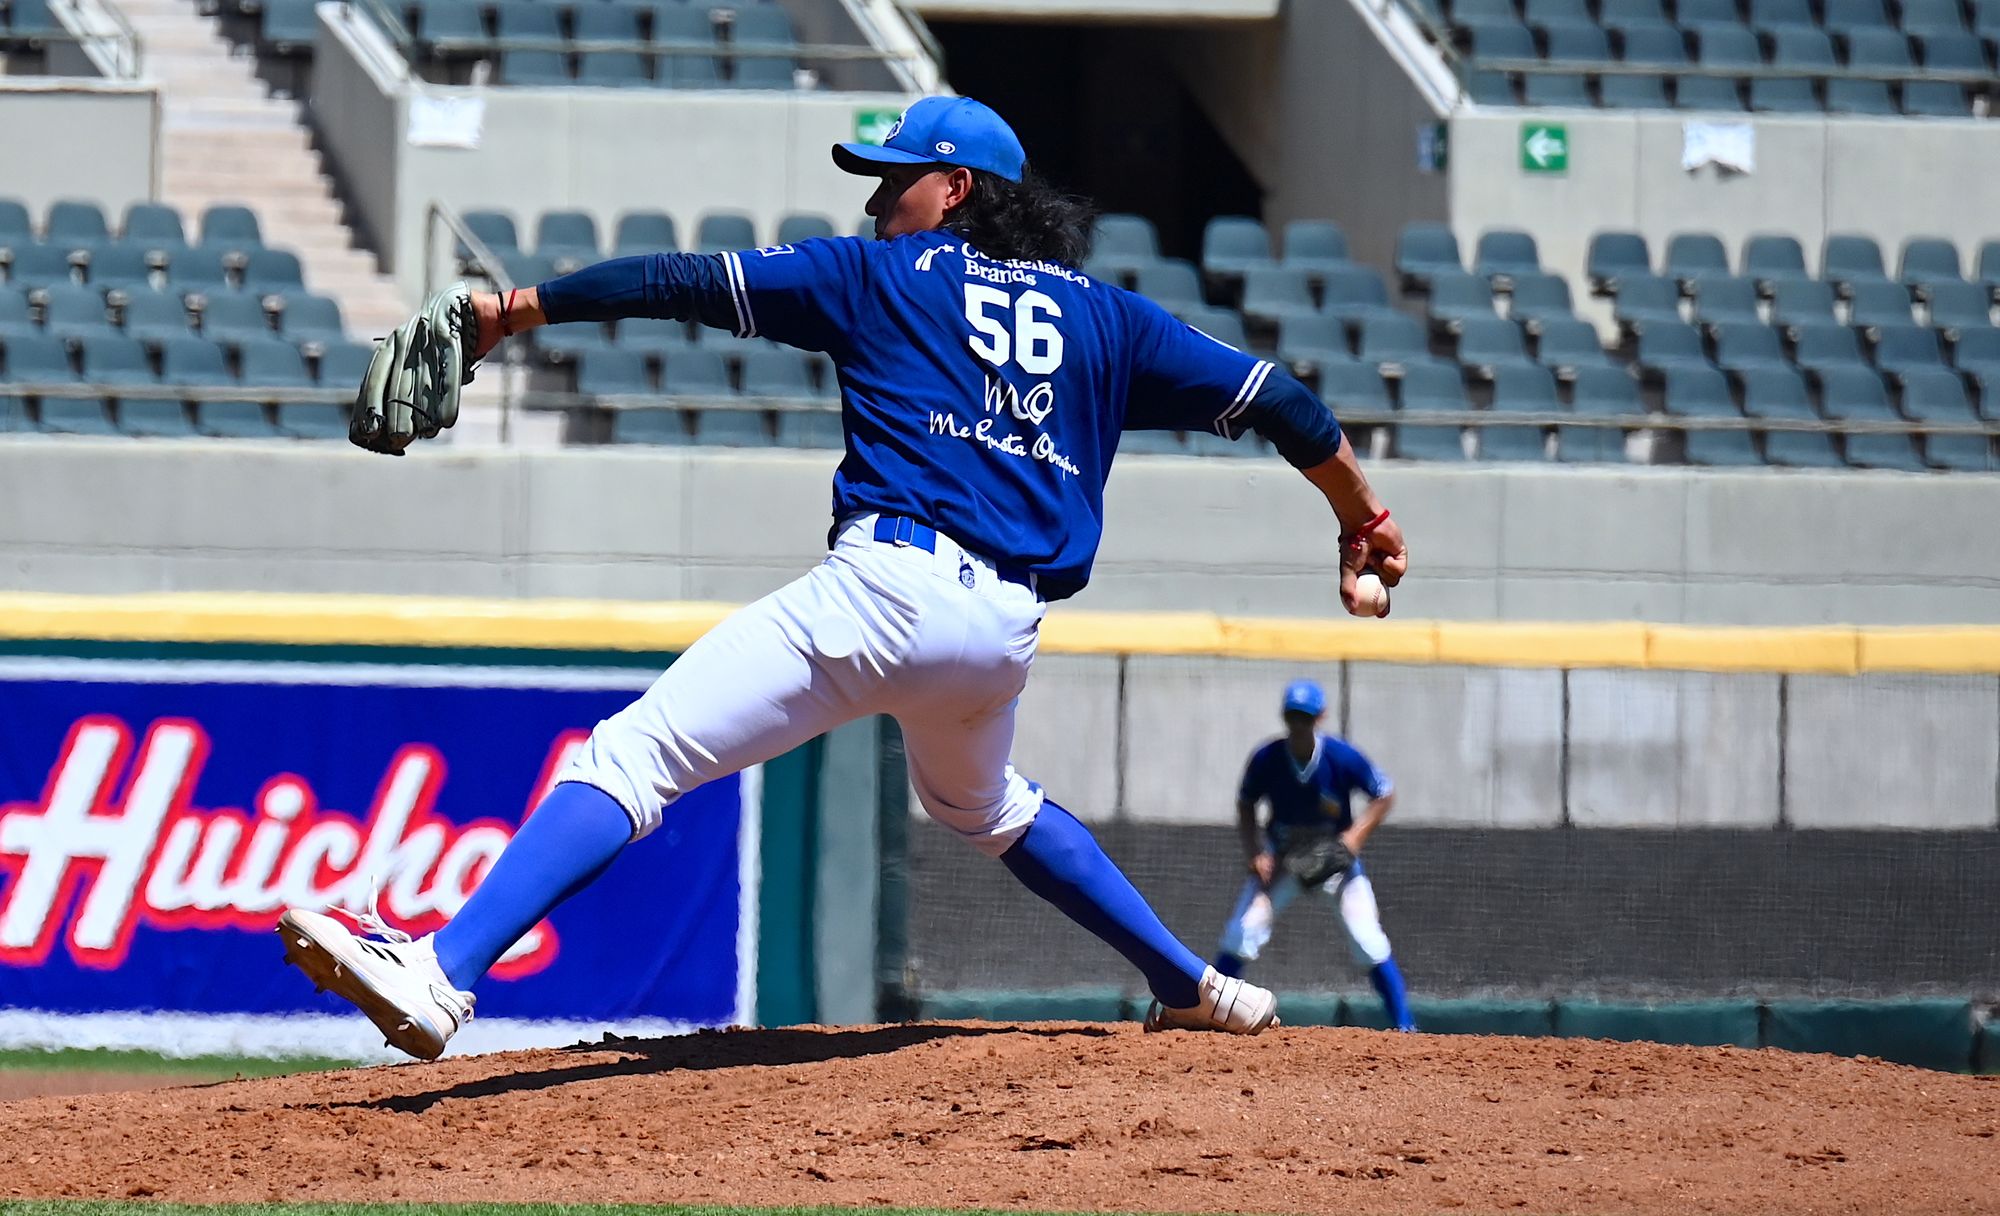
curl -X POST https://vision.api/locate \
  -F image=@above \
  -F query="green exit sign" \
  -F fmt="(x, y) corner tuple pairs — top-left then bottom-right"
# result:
(1521, 123), (1569, 173)
(853, 108), (902, 146)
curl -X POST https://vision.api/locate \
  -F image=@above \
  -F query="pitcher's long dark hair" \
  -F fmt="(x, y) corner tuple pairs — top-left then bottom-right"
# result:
(944, 165), (1098, 267)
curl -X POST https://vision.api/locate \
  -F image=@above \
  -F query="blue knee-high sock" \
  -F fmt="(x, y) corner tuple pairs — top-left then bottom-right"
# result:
(1212, 952), (1247, 979)
(432, 781), (631, 990)
(1000, 800), (1205, 1009)
(1370, 957), (1415, 1030)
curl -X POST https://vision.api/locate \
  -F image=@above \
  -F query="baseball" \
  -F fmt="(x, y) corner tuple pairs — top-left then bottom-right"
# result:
(1353, 572), (1390, 618)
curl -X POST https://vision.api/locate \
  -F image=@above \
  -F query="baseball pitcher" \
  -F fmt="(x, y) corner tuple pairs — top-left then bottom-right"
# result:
(277, 96), (1410, 1056)
(1213, 679), (1416, 1031)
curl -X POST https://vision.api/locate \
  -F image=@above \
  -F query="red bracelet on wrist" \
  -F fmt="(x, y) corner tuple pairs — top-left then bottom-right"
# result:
(1350, 508), (1390, 538)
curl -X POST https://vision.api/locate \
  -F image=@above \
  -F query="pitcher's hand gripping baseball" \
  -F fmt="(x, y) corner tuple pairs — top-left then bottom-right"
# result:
(350, 283), (479, 455)
(1340, 508), (1409, 618)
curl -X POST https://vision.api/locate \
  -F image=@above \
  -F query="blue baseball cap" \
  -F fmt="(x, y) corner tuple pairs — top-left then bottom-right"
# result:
(832, 96), (1026, 183)
(1281, 680), (1327, 718)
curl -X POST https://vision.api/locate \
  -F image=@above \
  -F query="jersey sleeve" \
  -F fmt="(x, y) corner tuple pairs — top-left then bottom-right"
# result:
(721, 236), (872, 353)
(1123, 292), (1276, 438)
(1335, 742), (1394, 800)
(1237, 744), (1271, 803)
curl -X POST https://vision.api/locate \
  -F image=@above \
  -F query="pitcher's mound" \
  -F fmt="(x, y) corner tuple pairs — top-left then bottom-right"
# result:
(2, 1023), (1994, 1213)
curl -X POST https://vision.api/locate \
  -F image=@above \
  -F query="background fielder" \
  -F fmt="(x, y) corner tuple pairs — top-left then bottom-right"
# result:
(1214, 679), (1416, 1031)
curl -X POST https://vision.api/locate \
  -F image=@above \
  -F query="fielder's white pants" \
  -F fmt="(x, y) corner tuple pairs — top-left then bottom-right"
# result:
(560, 515), (1048, 856)
(1218, 865), (1394, 968)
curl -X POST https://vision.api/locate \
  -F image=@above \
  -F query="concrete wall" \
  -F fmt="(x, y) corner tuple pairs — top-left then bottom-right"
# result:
(1, 440), (1993, 831)
(985, 658), (1996, 831)
(0, 81), (157, 216)
(310, 3), (404, 265)
(310, 7), (913, 303)
(1160, 0), (1450, 273)
(4, 441), (2000, 624)
(1447, 110), (2000, 312)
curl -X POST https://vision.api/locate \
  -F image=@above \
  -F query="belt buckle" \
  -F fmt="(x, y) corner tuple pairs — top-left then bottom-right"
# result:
(887, 516), (915, 547)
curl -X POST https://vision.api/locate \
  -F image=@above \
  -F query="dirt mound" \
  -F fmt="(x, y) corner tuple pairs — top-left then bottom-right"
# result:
(0, 1071), (196, 1101)
(1, 1024), (1994, 1213)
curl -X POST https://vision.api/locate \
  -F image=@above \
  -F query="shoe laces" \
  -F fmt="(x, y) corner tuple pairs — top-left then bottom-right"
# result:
(332, 880), (414, 945)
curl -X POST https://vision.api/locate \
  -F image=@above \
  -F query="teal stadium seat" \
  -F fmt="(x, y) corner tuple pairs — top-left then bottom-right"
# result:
(276, 402), (348, 439)
(38, 396), (120, 436)
(118, 397), (197, 438)
(279, 296), (346, 352)
(611, 406), (692, 444)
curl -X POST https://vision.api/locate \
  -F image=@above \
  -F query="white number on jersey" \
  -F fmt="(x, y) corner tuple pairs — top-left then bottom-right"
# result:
(963, 284), (1065, 375)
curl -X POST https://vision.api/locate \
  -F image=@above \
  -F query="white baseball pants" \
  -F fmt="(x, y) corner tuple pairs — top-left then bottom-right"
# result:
(559, 514), (1049, 856)
(1218, 865), (1394, 968)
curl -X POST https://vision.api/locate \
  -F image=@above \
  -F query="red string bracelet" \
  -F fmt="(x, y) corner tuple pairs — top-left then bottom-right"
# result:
(499, 287), (519, 338)
(1342, 508), (1391, 559)
(1351, 508), (1391, 538)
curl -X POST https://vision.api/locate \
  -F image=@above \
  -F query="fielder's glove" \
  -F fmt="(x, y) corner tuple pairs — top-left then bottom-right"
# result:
(1279, 829), (1355, 887)
(350, 283), (479, 455)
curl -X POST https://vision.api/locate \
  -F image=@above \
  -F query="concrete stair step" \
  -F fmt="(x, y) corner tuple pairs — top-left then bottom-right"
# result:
(160, 98), (291, 114)
(152, 79), (270, 100)
(164, 171), (335, 197)
(172, 127), (316, 153)
(145, 51), (260, 74)
(167, 202), (348, 231)
(136, 28), (236, 49)
(310, 268), (399, 290)
(285, 243), (376, 266)
(130, 0), (422, 382)
(164, 155), (329, 179)
(164, 108), (303, 127)
(302, 267), (395, 290)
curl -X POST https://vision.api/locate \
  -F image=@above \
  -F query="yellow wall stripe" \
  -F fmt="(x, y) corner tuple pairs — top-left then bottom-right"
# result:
(1, 592), (1997, 675)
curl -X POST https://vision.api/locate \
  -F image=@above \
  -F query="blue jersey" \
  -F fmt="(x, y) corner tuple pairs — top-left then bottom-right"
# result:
(723, 233), (1281, 600)
(1239, 734), (1392, 842)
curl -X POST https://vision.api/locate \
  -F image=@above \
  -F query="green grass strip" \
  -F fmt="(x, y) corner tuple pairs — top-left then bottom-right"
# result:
(0, 1048), (358, 1079)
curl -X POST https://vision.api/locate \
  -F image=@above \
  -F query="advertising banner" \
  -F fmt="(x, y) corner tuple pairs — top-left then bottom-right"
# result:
(0, 659), (756, 1056)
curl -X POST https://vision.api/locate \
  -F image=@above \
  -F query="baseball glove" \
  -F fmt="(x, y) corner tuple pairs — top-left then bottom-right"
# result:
(350, 283), (478, 455)
(1278, 828), (1354, 887)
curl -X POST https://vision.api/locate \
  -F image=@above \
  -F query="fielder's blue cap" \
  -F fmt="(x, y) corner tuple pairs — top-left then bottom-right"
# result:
(1281, 680), (1327, 717)
(832, 96), (1026, 183)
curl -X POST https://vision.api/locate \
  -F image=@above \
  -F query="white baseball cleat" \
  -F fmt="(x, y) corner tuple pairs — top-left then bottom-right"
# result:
(1143, 966), (1279, 1035)
(277, 907), (474, 1061)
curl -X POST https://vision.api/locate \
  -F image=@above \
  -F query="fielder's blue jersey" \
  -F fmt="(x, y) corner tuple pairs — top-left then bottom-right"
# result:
(1240, 734), (1392, 841)
(723, 232), (1278, 600)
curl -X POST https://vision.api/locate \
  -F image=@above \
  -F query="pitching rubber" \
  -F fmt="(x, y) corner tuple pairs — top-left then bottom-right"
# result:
(277, 910), (452, 1061)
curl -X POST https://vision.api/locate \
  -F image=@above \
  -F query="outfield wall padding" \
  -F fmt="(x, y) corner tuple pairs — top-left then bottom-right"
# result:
(1763, 999), (1977, 1072)
(919, 989), (1129, 1023)
(1553, 1000), (1761, 1048)
(1344, 997), (1557, 1036)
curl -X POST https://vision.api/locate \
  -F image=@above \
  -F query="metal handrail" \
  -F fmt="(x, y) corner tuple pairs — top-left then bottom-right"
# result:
(1480, 55), (2000, 84)
(422, 200), (522, 441)
(502, 392), (2000, 435)
(11, 381), (354, 403)
(22, 0), (145, 80)
(9, 384), (1997, 444)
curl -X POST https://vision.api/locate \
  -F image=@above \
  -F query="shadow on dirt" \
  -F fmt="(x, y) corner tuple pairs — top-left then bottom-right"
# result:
(328, 1023), (1112, 1115)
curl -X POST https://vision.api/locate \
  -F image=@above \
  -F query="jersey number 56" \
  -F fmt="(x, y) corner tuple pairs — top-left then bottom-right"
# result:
(964, 284), (1065, 375)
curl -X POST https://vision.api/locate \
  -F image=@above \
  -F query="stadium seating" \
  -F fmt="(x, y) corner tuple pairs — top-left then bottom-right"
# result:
(10, 196), (1991, 468)
(1202, 216), (1276, 287)
(1438, 0), (1999, 113)
(210, 0), (854, 91)
(0, 198), (378, 439)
